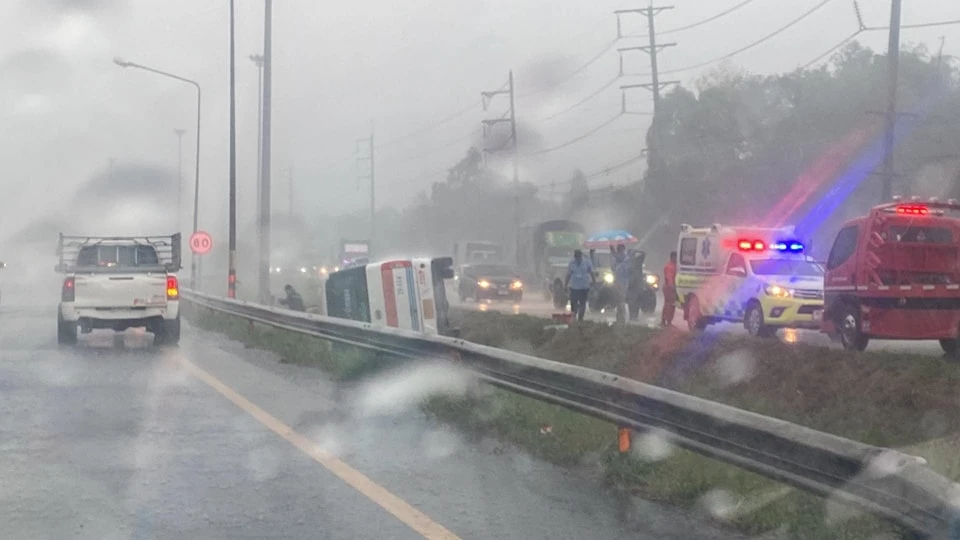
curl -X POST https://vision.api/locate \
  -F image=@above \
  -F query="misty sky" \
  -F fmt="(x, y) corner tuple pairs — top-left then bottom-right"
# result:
(1, 0), (958, 246)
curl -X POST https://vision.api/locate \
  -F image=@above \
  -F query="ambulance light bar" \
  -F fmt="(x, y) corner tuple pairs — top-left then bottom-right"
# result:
(737, 239), (764, 251)
(737, 239), (804, 253)
(772, 241), (805, 253)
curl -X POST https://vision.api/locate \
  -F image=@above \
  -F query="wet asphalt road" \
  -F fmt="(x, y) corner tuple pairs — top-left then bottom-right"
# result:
(0, 302), (750, 540)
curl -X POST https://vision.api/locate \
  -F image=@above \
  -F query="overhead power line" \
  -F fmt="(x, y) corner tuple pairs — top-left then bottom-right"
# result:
(534, 151), (646, 189)
(369, 0), (763, 156)
(522, 113), (622, 157)
(585, 152), (646, 178)
(901, 19), (960, 30)
(377, 100), (480, 149)
(801, 16), (960, 70)
(517, 39), (618, 99)
(800, 0), (866, 69)
(619, 0), (758, 39)
(657, 0), (836, 76)
(659, 0), (758, 36)
(802, 29), (863, 69)
(540, 75), (621, 121)
(378, 129), (478, 168)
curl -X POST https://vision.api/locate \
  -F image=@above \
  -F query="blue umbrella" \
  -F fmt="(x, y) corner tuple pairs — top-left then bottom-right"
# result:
(583, 230), (639, 249)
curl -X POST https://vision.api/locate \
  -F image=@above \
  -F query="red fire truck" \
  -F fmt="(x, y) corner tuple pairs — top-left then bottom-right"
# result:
(822, 198), (960, 354)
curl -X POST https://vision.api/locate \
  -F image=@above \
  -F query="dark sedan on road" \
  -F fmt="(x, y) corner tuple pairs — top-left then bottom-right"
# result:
(458, 263), (523, 303)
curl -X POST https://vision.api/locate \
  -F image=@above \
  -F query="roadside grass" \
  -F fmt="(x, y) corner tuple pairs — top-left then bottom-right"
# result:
(183, 303), (381, 380)
(186, 303), (956, 538)
(452, 309), (960, 451)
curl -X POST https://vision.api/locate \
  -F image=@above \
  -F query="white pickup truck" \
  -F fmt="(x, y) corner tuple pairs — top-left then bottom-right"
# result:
(56, 234), (182, 346)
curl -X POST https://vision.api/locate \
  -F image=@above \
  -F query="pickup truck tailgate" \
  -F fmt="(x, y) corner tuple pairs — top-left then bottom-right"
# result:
(74, 274), (168, 308)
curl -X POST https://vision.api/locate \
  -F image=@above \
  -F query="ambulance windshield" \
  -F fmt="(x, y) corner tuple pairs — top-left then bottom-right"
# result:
(750, 259), (822, 277)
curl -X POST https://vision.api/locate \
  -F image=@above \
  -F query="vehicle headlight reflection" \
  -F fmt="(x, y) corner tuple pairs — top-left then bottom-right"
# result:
(764, 284), (793, 298)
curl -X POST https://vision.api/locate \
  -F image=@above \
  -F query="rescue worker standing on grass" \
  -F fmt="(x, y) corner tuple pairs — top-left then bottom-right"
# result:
(661, 251), (677, 327)
(565, 249), (595, 322)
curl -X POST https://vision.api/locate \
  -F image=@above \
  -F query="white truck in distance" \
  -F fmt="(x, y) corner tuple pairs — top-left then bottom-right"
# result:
(56, 234), (182, 346)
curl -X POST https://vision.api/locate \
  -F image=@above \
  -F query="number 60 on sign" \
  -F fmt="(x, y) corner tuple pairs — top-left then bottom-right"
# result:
(189, 231), (213, 255)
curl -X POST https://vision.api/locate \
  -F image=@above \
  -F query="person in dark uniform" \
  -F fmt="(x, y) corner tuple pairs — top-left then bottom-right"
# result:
(279, 284), (305, 312)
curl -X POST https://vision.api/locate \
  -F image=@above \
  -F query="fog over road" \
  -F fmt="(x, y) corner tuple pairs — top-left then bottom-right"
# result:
(0, 300), (749, 539)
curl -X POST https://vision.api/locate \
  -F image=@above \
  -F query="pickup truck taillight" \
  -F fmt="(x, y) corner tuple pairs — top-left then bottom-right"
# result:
(166, 276), (179, 300)
(62, 277), (75, 302)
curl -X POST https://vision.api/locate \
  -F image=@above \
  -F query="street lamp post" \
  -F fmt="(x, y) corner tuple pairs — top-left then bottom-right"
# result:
(174, 128), (186, 227)
(114, 57), (201, 287)
(227, 0), (238, 299)
(249, 54), (264, 221)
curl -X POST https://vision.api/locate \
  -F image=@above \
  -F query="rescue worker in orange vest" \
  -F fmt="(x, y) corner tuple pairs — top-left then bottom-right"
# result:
(661, 251), (677, 327)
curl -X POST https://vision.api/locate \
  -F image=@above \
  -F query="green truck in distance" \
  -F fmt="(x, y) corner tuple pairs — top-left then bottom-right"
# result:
(516, 220), (586, 309)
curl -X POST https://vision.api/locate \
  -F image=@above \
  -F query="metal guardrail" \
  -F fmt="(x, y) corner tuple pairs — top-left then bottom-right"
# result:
(183, 289), (959, 538)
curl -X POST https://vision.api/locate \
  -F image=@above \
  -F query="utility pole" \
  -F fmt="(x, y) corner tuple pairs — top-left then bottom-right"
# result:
(616, 5), (678, 181)
(881, 0), (902, 202)
(356, 127), (375, 257)
(481, 71), (519, 261)
(258, 0), (274, 304)
(250, 53), (264, 224)
(227, 0), (238, 299)
(174, 128), (186, 226)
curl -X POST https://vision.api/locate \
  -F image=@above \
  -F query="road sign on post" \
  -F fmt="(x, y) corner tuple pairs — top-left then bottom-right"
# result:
(190, 231), (213, 255)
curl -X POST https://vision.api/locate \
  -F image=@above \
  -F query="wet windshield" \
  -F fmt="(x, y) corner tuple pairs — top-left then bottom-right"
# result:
(5, 1), (960, 539)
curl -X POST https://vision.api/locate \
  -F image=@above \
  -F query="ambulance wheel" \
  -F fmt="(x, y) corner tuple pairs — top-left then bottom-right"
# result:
(686, 295), (708, 332)
(745, 302), (776, 338)
(837, 303), (869, 352)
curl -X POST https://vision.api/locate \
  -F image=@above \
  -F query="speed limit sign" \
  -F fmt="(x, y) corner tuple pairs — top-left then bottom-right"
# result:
(189, 231), (213, 255)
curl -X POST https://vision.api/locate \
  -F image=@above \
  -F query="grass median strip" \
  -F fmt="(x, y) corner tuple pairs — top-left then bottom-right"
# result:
(186, 302), (957, 538)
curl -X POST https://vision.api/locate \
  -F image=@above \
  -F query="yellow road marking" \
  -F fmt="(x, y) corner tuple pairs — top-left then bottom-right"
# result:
(178, 357), (461, 540)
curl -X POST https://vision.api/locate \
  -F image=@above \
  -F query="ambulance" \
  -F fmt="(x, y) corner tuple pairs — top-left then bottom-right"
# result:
(675, 224), (824, 337)
(321, 257), (456, 336)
